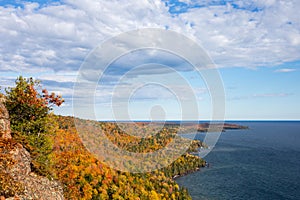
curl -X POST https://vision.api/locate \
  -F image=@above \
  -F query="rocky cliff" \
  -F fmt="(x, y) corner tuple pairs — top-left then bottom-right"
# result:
(0, 97), (64, 200)
(0, 98), (11, 140)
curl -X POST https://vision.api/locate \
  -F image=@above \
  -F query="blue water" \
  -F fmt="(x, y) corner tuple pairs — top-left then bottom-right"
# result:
(176, 121), (300, 200)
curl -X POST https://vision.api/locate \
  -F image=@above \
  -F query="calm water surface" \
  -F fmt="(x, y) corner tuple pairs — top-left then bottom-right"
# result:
(176, 121), (300, 200)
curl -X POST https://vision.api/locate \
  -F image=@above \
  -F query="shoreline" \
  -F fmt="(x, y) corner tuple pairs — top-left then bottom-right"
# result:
(173, 124), (249, 180)
(172, 167), (200, 180)
(172, 161), (209, 180)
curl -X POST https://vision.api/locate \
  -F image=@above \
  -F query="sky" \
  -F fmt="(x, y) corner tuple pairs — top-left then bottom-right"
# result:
(0, 0), (299, 120)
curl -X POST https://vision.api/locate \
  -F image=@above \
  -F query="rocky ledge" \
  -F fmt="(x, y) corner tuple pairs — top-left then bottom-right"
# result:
(0, 97), (64, 200)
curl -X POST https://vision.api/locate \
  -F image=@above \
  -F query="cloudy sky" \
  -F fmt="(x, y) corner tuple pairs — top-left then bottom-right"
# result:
(0, 0), (299, 120)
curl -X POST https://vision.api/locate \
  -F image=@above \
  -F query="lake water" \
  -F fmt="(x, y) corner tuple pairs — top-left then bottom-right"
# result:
(176, 121), (300, 200)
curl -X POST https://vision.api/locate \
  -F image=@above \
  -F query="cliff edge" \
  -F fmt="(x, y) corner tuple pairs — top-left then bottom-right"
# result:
(0, 97), (64, 200)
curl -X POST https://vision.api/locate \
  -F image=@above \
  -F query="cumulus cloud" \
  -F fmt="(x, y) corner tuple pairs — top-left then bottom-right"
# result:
(1, 0), (300, 118)
(0, 0), (299, 76)
(0, 0), (177, 73)
(178, 0), (300, 67)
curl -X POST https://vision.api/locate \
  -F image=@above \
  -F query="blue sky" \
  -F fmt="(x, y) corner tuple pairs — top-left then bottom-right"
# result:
(0, 0), (299, 120)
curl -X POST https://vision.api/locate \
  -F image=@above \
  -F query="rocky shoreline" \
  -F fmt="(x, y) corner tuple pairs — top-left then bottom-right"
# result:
(172, 123), (248, 180)
(172, 167), (201, 180)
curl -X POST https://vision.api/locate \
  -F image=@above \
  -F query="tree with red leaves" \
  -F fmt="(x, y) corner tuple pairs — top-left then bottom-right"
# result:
(4, 76), (64, 176)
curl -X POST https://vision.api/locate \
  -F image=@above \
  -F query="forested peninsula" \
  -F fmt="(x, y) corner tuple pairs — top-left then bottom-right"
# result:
(0, 77), (246, 199)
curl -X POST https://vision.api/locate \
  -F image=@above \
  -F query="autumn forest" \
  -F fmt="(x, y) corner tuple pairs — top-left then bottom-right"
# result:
(0, 77), (206, 199)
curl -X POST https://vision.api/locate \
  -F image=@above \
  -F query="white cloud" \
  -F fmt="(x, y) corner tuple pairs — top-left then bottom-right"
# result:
(0, 0), (299, 76)
(0, 0), (179, 73)
(179, 0), (300, 67)
(2, 0), (299, 120)
(274, 68), (297, 73)
(38, 71), (77, 83)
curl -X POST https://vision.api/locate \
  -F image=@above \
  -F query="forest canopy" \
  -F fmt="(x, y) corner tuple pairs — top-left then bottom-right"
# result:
(1, 76), (205, 199)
